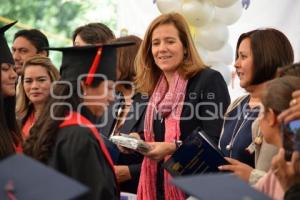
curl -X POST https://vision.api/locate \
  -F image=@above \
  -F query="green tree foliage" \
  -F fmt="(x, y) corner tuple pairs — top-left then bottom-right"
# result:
(1, 0), (80, 43)
(0, 0), (117, 66)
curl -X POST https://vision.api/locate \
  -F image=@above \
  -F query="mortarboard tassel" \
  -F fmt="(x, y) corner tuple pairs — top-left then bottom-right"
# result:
(85, 47), (103, 85)
(5, 180), (17, 200)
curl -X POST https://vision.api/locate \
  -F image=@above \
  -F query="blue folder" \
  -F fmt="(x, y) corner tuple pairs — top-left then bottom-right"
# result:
(163, 129), (228, 176)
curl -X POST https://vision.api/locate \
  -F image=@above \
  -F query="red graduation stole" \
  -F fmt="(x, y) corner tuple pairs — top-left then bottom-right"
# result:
(14, 144), (23, 153)
(59, 111), (119, 189)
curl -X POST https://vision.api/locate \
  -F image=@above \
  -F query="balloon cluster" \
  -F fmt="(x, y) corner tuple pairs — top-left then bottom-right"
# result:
(156, 0), (244, 85)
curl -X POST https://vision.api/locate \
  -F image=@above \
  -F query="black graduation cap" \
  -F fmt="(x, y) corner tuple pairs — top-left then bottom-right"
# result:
(46, 41), (134, 85)
(0, 21), (17, 65)
(171, 173), (272, 200)
(0, 154), (89, 200)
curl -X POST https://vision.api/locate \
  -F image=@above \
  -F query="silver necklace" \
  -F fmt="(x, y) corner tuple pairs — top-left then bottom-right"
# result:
(225, 102), (251, 152)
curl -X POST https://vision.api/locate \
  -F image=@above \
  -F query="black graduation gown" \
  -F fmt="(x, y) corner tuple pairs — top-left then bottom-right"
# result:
(47, 125), (118, 200)
(98, 93), (148, 193)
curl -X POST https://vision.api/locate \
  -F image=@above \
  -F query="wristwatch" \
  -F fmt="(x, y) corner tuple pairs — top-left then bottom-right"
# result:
(174, 140), (183, 149)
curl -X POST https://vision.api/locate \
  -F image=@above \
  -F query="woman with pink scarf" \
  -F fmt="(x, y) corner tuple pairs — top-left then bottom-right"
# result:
(134, 12), (230, 200)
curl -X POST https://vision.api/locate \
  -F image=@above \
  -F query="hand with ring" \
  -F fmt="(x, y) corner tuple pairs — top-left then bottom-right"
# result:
(278, 90), (300, 123)
(290, 99), (297, 106)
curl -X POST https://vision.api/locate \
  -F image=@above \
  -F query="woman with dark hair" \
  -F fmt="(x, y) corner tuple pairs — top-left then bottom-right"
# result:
(73, 22), (115, 46)
(23, 43), (130, 200)
(0, 63), (21, 160)
(0, 21), (22, 160)
(218, 28), (294, 183)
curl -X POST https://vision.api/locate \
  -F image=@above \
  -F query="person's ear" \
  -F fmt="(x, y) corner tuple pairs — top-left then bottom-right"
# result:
(183, 48), (187, 56)
(80, 81), (87, 96)
(267, 108), (278, 127)
(38, 50), (48, 57)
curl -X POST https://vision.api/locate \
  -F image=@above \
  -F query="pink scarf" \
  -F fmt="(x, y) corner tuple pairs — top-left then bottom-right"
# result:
(137, 72), (187, 200)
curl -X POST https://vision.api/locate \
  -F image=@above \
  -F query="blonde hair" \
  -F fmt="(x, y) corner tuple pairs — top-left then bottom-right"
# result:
(134, 12), (206, 95)
(16, 56), (60, 119)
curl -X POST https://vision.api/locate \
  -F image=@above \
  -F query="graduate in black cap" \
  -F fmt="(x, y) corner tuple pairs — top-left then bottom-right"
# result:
(23, 42), (133, 200)
(0, 154), (89, 200)
(0, 21), (22, 160)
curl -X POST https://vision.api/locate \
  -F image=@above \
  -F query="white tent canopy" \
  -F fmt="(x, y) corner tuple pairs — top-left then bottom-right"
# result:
(117, 0), (300, 99)
(117, 0), (300, 62)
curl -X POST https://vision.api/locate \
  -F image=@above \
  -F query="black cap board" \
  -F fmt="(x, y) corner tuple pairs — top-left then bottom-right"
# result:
(46, 41), (134, 85)
(0, 21), (17, 65)
(171, 173), (272, 200)
(0, 154), (89, 200)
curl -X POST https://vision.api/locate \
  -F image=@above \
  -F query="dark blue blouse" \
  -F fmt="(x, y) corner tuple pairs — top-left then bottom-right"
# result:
(219, 96), (260, 167)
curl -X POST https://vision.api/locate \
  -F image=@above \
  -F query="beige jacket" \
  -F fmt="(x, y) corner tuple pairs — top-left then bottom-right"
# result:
(249, 118), (278, 185)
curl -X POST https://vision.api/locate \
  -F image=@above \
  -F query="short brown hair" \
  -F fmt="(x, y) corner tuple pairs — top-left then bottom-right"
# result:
(14, 29), (49, 56)
(262, 76), (300, 114)
(277, 62), (300, 78)
(236, 28), (294, 85)
(72, 22), (115, 45)
(115, 35), (142, 83)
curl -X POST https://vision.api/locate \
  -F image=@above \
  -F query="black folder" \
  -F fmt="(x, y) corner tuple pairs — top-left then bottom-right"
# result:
(163, 129), (228, 176)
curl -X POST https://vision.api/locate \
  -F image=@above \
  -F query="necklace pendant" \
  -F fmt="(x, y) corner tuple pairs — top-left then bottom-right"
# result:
(254, 136), (263, 145)
(246, 142), (256, 154)
(226, 144), (232, 151)
(160, 117), (164, 123)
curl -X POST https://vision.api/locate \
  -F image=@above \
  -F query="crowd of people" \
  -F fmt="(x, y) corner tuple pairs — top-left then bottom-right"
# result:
(1, 12), (300, 200)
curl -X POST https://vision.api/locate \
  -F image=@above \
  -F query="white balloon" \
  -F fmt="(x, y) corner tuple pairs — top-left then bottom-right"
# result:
(156, 0), (183, 14)
(214, 1), (243, 25)
(205, 43), (234, 66)
(211, 65), (232, 85)
(212, 0), (238, 8)
(195, 44), (209, 63)
(181, 0), (215, 27)
(195, 20), (229, 51)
